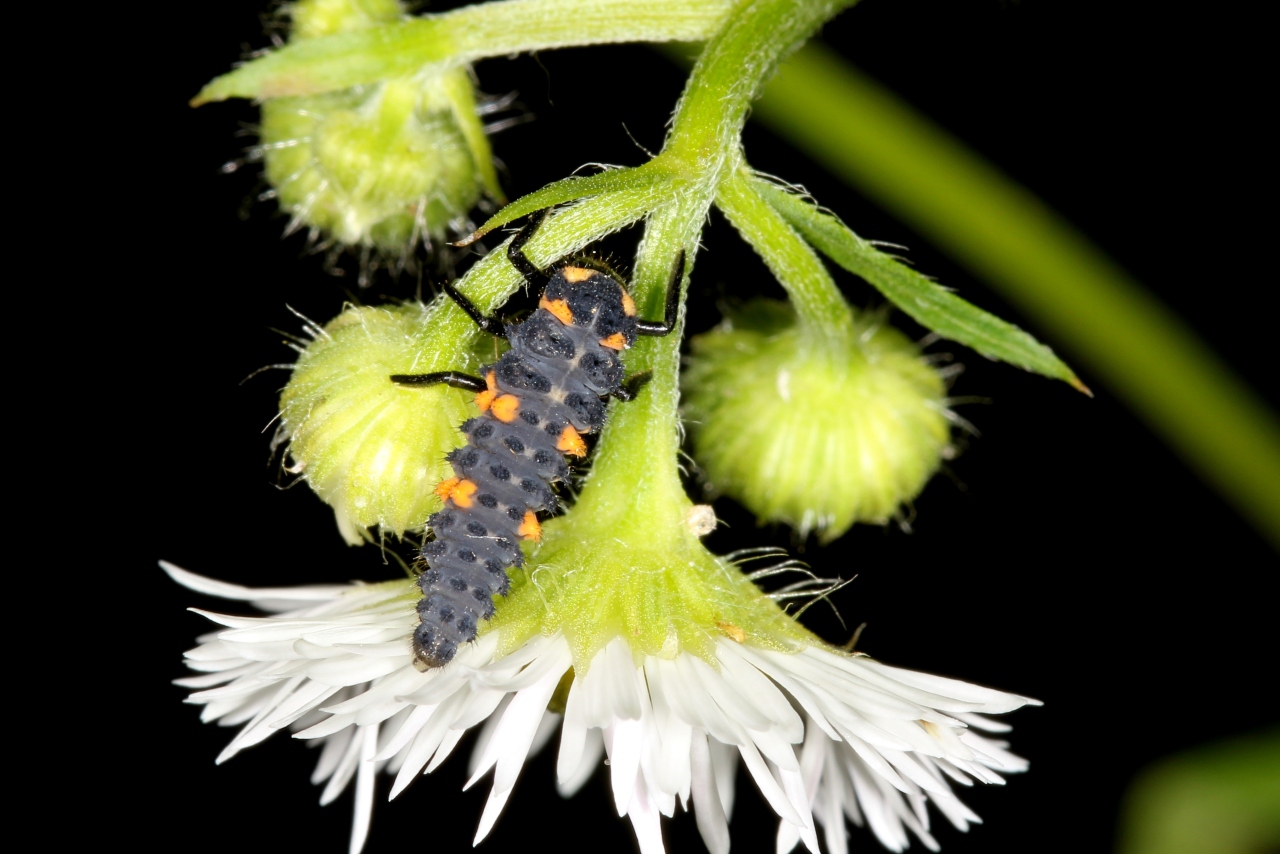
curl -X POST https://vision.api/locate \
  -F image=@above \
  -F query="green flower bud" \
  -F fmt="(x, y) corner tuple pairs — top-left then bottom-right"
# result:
(681, 299), (951, 541)
(255, 0), (501, 261)
(278, 302), (479, 544)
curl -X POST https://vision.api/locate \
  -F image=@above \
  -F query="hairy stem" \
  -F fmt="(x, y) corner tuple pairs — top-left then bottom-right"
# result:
(717, 165), (857, 344)
(194, 0), (736, 103)
(581, 0), (860, 523)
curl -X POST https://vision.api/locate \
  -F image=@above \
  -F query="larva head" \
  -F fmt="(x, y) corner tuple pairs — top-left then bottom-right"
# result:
(540, 265), (638, 350)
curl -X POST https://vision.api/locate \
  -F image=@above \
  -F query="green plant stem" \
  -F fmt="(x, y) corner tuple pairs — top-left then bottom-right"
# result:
(194, 0), (736, 103)
(660, 0), (858, 183)
(753, 43), (1280, 549)
(582, 0), (859, 516)
(716, 166), (857, 344)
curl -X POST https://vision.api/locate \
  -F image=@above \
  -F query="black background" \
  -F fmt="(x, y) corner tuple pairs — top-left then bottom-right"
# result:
(122, 1), (1276, 852)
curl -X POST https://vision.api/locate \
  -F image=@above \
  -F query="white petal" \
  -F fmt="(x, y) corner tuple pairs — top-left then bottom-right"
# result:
(425, 728), (467, 774)
(716, 641), (805, 741)
(311, 728), (353, 785)
(467, 695), (513, 779)
(320, 720), (366, 806)
(646, 674), (693, 801)
(557, 671), (590, 786)
(470, 641), (571, 845)
(390, 692), (466, 798)
(709, 737), (739, 818)
(374, 703), (436, 763)
(689, 733), (730, 854)
(530, 710), (562, 760)
(162, 561), (349, 609)
(778, 764), (820, 853)
(348, 725), (379, 854)
(557, 727), (604, 798)
(606, 718), (644, 816)
(627, 768), (667, 854)
(737, 738), (802, 825)
(686, 654), (771, 730)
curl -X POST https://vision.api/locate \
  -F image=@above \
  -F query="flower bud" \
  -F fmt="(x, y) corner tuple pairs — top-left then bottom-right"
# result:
(278, 302), (478, 543)
(681, 300), (951, 541)
(256, 0), (500, 260)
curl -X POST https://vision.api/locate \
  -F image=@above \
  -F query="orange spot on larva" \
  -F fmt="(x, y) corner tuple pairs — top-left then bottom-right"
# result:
(599, 332), (627, 350)
(539, 297), (574, 325)
(621, 290), (637, 317)
(556, 424), (587, 457)
(490, 394), (520, 423)
(434, 477), (478, 509)
(448, 479), (477, 508)
(560, 266), (593, 283)
(517, 510), (542, 542)
(434, 477), (460, 502)
(474, 371), (498, 411)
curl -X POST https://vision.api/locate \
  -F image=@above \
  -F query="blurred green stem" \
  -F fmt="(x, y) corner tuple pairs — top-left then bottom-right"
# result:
(751, 43), (1280, 549)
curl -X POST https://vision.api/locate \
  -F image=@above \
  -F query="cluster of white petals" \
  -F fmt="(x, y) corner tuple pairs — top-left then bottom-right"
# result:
(169, 562), (1038, 854)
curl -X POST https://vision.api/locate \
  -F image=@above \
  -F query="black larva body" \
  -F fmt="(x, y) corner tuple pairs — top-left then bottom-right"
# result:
(413, 267), (638, 668)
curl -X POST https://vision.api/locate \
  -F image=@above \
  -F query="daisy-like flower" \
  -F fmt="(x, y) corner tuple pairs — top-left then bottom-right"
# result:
(172, 262), (1037, 853)
(169, 552), (1036, 854)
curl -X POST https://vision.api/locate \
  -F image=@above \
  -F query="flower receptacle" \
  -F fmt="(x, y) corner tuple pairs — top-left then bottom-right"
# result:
(682, 299), (951, 541)
(487, 483), (815, 670)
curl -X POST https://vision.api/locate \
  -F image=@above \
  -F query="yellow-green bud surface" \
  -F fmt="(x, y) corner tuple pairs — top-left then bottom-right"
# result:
(682, 299), (950, 541)
(279, 303), (478, 543)
(287, 0), (403, 40)
(256, 0), (497, 256)
(261, 70), (484, 252)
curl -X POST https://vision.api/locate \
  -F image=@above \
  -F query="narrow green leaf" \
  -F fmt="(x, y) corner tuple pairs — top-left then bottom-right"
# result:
(193, 0), (735, 106)
(461, 164), (673, 244)
(749, 43), (1280, 549)
(192, 20), (452, 105)
(756, 178), (1086, 391)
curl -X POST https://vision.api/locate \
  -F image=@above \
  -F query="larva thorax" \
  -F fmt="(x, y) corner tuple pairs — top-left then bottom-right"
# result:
(413, 264), (638, 669)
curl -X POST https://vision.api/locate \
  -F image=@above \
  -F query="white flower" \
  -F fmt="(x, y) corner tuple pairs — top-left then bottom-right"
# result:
(167, 562), (1038, 854)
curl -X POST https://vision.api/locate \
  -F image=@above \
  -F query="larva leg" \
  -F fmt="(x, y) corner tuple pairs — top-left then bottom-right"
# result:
(507, 209), (551, 291)
(390, 371), (487, 393)
(634, 249), (686, 337)
(611, 371), (654, 402)
(441, 281), (507, 336)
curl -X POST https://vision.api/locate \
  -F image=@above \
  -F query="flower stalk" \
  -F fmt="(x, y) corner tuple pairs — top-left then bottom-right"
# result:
(193, 0), (738, 104)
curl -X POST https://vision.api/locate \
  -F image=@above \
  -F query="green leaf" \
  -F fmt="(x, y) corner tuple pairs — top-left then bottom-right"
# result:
(192, 0), (736, 106)
(462, 164), (673, 244)
(755, 178), (1087, 392)
(192, 20), (452, 105)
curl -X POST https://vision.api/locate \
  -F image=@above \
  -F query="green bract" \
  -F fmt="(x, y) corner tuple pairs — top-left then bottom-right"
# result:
(278, 302), (480, 543)
(490, 452), (815, 668)
(683, 299), (950, 541)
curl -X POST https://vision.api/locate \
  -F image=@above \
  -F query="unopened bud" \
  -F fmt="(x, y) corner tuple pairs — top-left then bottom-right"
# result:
(256, 0), (500, 262)
(682, 300), (951, 541)
(278, 302), (478, 543)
